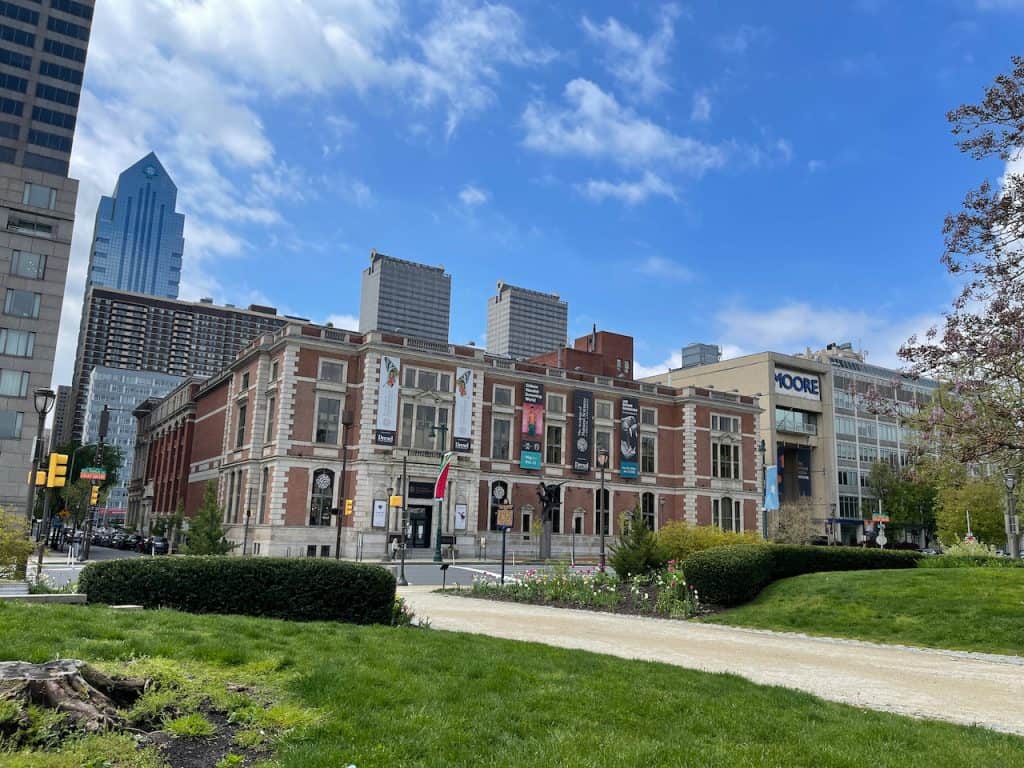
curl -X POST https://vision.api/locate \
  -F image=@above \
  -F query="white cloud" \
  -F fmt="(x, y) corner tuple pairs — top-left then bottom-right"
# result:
(523, 79), (727, 174)
(459, 184), (490, 206)
(976, 0), (1024, 10)
(581, 4), (681, 102)
(807, 159), (824, 173)
(633, 255), (692, 280)
(691, 90), (712, 122)
(579, 172), (677, 205)
(714, 25), (768, 54)
(633, 352), (682, 380)
(325, 314), (361, 331)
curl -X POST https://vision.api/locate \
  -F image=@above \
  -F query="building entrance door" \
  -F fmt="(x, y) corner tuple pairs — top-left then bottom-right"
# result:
(409, 507), (432, 548)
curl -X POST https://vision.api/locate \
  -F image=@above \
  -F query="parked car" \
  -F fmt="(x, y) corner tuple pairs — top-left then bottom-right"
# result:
(148, 536), (170, 555)
(119, 533), (142, 551)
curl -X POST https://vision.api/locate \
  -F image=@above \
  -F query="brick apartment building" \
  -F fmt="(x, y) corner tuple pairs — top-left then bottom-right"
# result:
(131, 323), (763, 558)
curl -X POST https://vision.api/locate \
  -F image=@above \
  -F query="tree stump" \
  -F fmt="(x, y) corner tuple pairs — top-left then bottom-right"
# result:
(0, 660), (148, 733)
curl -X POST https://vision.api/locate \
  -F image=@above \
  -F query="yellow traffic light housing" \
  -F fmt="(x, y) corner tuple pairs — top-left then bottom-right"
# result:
(344, 499), (353, 516)
(46, 453), (68, 488)
(29, 470), (47, 486)
(90, 485), (100, 506)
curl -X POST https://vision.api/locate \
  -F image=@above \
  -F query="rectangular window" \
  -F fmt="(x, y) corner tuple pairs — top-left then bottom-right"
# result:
(712, 443), (740, 479)
(596, 428), (612, 467)
(43, 37), (86, 63)
(0, 328), (34, 356)
(402, 367), (450, 392)
(8, 217), (53, 237)
(838, 470), (854, 487)
(319, 359), (345, 383)
(878, 423), (898, 443)
(0, 1), (38, 24)
(0, 47), (30, 70)
(641, 435), (656, 473)
(834, 390), (855, 410)
(839, 496), (860, 518)
(34, 82), (78, 107)
(0, 369), (28, 397)
(711, 414), (740, 433)
(240, 371), (249, 389)
(0, 71), (28, 93)
(0, 96), (22, 115)
(491, 416), (511, 460)
(0, 23), (35, 48)
(320, 544), (331, 558)
(836, 416), (856, 436)
(22, 182), (56, 209)
(859, 444), (878, 464)
(47, 15), (90, 41)
(857, 418), (877, 440)
(836, 441), (857, 461)
(640, 407), (656, 425)
(4, 289), (40, 318)
(37, 60), (82, 85)
(32, 105), (75, 130)
(546, 393), (564, 414)
(712, 498), (742, 532)
(235, 402), (247, 448)
(493, 385), (512, 406)
(776, 407), (818, 435)
(316, 397), (341, 444)
(399, 402), (449, 451)
(306, 544), (316, 558)
(545, 423), (562, 464)
(51, 0), (94, 20)
(0, 409), (22, 438)
(22, 151), (67, 175)
(9, 250), (45, 279)
(265, 396), (275, 442)
(270, 360), (279, 381)
(595, 399), (612, 420)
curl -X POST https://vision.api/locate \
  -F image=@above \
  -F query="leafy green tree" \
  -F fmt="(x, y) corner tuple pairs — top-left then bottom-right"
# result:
(609, 508), (667, 579)
(55, 441), (124, 500)
(183, 482), (234, 556)
(935, 476), (1006, 547)
(0, 507), (34, 578)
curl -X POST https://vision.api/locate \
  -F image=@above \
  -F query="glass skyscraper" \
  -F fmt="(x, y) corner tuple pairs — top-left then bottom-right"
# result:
(87, 152), (184, 299)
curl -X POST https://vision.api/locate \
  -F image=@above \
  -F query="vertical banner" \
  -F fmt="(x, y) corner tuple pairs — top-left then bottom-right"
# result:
(797, 446), (812, 497)
(572, 390), (593, 473)
(764, 466), (780, 510)
(619, 396), (639, 478)
(453, 367), (473, 451)
(434, 451), (454, 499)
(519, 382), (544, 469)
(374, 355), (400, 445)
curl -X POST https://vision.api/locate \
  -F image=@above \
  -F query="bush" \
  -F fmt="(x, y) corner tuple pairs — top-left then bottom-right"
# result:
(0, 507), (34, 579)
(609, 512), (667, 579)
(79, 557), (395, 624)
(684, 545), (920, 607)
(919, 556), (1024, 568)
(657, 521), (763, 562)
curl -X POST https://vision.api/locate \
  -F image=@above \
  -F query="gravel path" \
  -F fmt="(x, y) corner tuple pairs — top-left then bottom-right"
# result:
(400, 587), (1024, 735)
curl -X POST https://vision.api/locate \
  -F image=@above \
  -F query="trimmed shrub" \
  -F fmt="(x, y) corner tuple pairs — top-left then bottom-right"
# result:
(684, 545), (920, 607)
(79, 557), (396, 625)
(657, 521), (764, 562)
(918, 556), (1024, 569)
(609, 513), (668, 579)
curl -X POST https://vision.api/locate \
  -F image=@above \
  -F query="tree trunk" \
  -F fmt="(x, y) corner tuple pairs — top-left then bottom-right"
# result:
(0, 660), (148, 733)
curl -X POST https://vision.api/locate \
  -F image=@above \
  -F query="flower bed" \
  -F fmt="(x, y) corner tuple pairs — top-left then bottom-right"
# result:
(467, 562), (698, 619)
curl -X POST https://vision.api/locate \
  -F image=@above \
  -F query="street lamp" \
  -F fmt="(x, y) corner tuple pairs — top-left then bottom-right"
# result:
(398, 454), (408, 587)
(334, 408), (354, 560)
(1004, 470), (1019, 560)
(430, 422), (449, 563)
(24, 388), (55, 523)
(597, 447), (609, 571)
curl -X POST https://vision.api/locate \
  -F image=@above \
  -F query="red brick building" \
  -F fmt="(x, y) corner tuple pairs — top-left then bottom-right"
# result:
(132, 322), (762, 559)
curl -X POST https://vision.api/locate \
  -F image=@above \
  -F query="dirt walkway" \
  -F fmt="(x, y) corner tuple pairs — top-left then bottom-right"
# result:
(400, 587), (1024, 735)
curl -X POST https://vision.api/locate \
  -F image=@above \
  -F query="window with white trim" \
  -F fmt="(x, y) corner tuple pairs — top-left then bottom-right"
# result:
(546, 393), (565, 415)
(402, 366), (451, 393)
(0, 410), (22, 438)
(711, 414), (740, 433)
(493, 384), (513, 406)
(545, 423), (562, 465)
(596, 428), (613, 468)
(4, 289), (40, 318)
(491, 415), (512, 460)
(400, 402), (450, 451)
(640, 434), (656, 474)
(319, 359), (345, 384)
(0, 328), (34, 357)
(22, 182), (56, 209)
(713, 497), (742, 532)
(235, 402), (247, 448)
(265, 396), (275, 442)
(316, 396), (342, 444)
(640, 407), (656, 426)
(10, 250), (45, 279)
(595, 488), (610, 535)
(641, 492), (656, 530)
(595, 399), (612, 420)
(0, 369), (28, 397)
(712, 442), (740, 479)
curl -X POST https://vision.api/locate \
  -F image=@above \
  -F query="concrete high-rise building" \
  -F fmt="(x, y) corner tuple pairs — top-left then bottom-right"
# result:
(68, 287), (291, 441)
(49, 383), (70, 450)
(82, 366), (184, 511)
(486, 281), (567, 360)
(680, 343), (721, 369)
(359, 250), (451, 342)
(0, 0), (93, 511)
(86, 152), (185, 299)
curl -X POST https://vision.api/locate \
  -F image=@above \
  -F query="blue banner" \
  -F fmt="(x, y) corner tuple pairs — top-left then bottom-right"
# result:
(620, 461), (638, 479)
(764, 465), (780, 511)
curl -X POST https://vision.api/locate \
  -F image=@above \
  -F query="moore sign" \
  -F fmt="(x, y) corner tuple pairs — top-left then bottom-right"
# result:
(774, 368), (821, 401)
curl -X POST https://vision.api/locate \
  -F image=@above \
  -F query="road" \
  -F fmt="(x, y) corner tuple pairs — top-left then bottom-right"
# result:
(400, 588), (1024, 736)
(39, 546), (141, 588)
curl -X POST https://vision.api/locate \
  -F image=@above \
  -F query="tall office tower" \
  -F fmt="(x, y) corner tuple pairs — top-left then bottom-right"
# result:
(358, 250), (451, 342)
(486, 280), (568, 360)
(82, 367), (184, 511)
(68, 287), (291, 441)
(680, 343), (722, 369)
(86, 152), (185, 299)
(0, 0), (93, 511)
(48, 383), (70, 450)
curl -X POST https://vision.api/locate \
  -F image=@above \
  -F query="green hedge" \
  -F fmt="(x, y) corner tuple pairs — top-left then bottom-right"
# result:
(918, 555), (1024, 569)
(685, 545), (920, 606)
(79, 557), (396, 624)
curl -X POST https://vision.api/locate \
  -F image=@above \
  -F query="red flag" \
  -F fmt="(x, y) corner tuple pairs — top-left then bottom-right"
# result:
(434, 451), (454, 499)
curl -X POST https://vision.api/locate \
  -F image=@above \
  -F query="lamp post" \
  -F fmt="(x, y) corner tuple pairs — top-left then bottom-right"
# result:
(398, 453), (408, 586)
(334, 408), (354, 560)
(758, 439), (768, 539)
(597, 447), (609, 571)
(24, 388), (55, 526)
(430, 422), (449, 563)
(242, 487), (253, 556)
(1004, 470), (1019, 560)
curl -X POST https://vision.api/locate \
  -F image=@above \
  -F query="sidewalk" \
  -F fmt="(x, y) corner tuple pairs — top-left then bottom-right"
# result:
(399, 588), (1024, 736)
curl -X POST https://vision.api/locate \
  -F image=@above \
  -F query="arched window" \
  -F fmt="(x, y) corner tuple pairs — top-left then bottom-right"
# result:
(595, 488), (610, 536)
(310, 468), (335, 526)
(641, 492), (656, 531)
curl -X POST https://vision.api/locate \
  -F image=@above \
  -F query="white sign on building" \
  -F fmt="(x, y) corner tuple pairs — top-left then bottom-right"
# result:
(774, 367), (821, 401)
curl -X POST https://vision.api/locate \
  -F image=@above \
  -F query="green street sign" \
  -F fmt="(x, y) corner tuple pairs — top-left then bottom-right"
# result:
(80, 467), (107, 481)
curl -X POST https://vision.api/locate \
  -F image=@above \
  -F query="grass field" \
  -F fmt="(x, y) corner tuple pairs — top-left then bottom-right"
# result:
(705, 568), (1024, 656)
(1, 601), (1023, 767)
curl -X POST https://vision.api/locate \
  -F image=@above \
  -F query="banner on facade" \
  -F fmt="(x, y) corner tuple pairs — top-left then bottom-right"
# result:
(434, 452), (454, 499)
(619, 396), (639, 478)
(764, 465), (780, 510)
(453, 367), (473, 452)
(572, 390), (594, 473)
(374, 355), (400, 445)
(520, 381), (544, 470)
(774, 367), (821, 401)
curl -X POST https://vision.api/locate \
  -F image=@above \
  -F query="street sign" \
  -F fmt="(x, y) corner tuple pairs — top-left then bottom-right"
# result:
(496, 503), (514, 529)
(871, 515), (890, 523)
(80, 467), (107, 481)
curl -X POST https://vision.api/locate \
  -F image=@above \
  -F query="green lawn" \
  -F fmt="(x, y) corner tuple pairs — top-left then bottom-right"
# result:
(705, 568), (1024, 656)
(1, 602), (1023, 767)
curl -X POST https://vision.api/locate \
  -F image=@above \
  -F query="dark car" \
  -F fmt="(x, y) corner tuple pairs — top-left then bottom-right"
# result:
(148, 536), (170, 555)
(117, 533), (141, 551)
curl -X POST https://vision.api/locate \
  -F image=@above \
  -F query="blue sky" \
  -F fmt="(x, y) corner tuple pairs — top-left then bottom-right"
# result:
(55, 0), (1024, 386)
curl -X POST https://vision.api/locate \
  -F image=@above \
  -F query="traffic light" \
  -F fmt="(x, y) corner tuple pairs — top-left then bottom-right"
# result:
(89, 485), (99, 506)
(29, 470), (47, 486)
(47, 453), (68, 488)
(344, 499), (353, 516)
